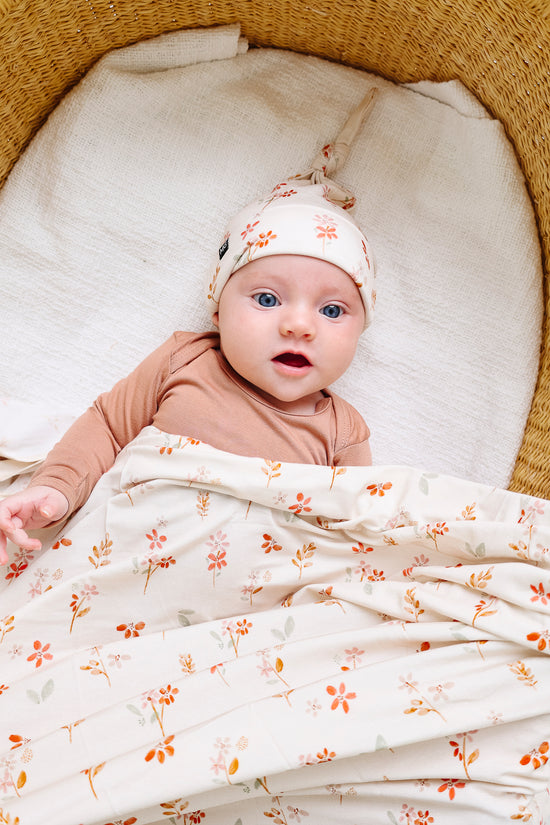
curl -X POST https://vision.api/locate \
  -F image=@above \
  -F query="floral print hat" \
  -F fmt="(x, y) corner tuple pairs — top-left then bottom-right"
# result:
(207, 89), (378, 330)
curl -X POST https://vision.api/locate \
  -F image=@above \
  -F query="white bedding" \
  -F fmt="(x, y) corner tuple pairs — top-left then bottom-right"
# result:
(0, 429), (549, 824)
(0, 24), (543, 488)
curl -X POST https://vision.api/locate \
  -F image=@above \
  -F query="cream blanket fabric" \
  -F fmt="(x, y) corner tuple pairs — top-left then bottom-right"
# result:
(0, 25), (543, 488)
(0, 428), (549, 824)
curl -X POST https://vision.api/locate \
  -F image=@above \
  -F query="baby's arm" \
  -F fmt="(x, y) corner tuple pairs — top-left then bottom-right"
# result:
(0, 485), (69, 563)
(26, 334), (179, 519)
(0, 334), (180, 567)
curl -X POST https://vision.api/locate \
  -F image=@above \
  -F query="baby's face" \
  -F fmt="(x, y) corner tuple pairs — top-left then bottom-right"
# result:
(212, 254), (365, 414)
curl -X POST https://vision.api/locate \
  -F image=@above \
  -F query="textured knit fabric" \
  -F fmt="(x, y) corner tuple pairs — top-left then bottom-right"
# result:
(29, 331), (371, 516)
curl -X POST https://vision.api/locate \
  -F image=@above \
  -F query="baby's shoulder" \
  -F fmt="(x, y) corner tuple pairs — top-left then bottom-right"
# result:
(329, 390), (370, 441)
(169, 330), (220, 372)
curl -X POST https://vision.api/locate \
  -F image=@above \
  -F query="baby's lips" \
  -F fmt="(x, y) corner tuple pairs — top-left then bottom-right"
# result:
(273, 353), (312, 367)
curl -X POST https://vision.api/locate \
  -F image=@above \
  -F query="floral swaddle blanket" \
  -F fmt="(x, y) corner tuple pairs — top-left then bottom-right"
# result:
(1, 426), (549, 824)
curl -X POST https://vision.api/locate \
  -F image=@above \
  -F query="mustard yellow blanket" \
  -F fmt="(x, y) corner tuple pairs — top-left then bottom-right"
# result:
(1, 427), (549, 824)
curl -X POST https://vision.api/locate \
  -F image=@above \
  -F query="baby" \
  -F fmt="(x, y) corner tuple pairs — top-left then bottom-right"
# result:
(0, 101), (377, 565)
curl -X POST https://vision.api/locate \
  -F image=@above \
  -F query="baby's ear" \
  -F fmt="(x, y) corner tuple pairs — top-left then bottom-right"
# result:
(211, 312), (220, 329)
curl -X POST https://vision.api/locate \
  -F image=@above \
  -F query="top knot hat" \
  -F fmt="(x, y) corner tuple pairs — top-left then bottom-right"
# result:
(207, 89), (378, 330)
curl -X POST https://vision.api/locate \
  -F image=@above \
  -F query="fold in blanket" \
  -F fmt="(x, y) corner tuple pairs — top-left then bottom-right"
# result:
(1, 427), (549, 824)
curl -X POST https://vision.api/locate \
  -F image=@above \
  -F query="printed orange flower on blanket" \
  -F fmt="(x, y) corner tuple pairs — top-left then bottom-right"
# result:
(145, 735), (175, 764)
(520, 741), (548, 770)
(206, 530), (230, 586)
(289, 493), (312, 514)
(326, 681), (356, 713)
(366, 482), (392, 497)
(27, 640), (53, 668)
(69, 583), (99, 633)
(254, 230), (277, 249)
(438, 778), (465, 800)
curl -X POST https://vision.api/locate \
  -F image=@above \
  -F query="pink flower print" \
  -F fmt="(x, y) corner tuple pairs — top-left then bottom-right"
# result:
(214, 736), (231, 756)
(305, 698), (322, 717)
(140, 688), (161, 710)
(326, 681), (356, 713)
(343, 647), (364, 670)
(207, 531), (229, 553)
(107, 652), (131, 669)
(146, 529), (166, 551)
(428, 681), (454, 702)
(27, 640), (53, 668)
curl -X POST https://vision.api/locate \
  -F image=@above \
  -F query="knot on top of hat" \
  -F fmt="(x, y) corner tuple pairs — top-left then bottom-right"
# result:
(291, 87), (378, 210)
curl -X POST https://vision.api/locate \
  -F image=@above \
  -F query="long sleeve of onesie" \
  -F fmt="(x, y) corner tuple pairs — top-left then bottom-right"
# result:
(28, 333), (181, 516)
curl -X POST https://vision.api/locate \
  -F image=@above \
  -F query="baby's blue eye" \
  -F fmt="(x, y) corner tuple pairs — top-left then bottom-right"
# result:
(254, 293), (279, 308)
(321, 304), (344, 318)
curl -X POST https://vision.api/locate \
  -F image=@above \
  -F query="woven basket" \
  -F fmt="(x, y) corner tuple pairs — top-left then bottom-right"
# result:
(1, 0), (549, 497)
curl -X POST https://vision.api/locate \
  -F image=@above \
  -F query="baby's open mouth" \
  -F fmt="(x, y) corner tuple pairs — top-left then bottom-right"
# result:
(273, 353), (312, 368)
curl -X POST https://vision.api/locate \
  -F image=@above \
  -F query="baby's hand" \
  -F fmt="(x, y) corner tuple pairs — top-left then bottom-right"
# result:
(0, 486), (69, 565)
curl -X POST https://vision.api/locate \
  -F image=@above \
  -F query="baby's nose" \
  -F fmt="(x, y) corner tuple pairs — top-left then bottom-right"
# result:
(280, 307), (316, 339)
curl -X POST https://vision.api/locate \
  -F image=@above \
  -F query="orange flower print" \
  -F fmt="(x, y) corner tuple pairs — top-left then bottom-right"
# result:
(414, 812), (434, 825)
(240, 219), (259, 240)
(207, 534), (229, 586)
(159, 684), (179, 706)
(520, 741), (549, 770)
(254, 230), (277, 249)
(437, 778), (465, 800)
(366, 482), (392, 497)
(189, 813), (206, 824)
(145, 735), (175, 764)
(314, 213), (338, 253)
(104, 818), (137, 825)
(142, 554), (176, 594)
(69, 583), (99, 633)
(289, 493), (312, 514)
(526, 630), (550, 651)
(530, 582), (550, 605)
(207, 550), (227, 584)
(262, 533), (282, 553)
(235, 619), (252, 636)
(5, 556), (31, 583)
(352, 542), (374, 555)
(52, 537), (72, 550)
(362, 238), (371, 268)
(146, 529), (166, 551)
(316, 747), (336, 763)
(116, 620), (145, 639)
(326, 682), (356, 713)
(27, 639), (53, 668)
